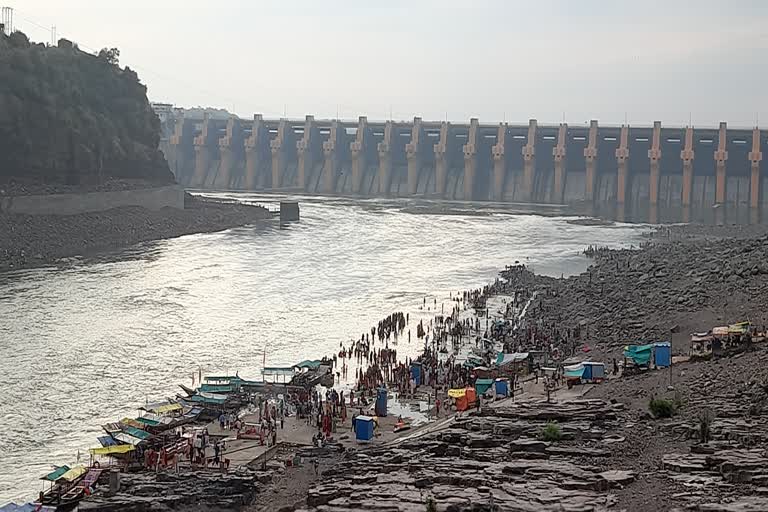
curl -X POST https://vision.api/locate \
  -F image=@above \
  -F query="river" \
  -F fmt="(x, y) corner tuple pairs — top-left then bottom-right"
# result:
(0, 194), (647, 503)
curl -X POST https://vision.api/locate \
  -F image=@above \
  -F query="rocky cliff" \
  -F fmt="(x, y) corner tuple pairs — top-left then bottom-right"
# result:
(0, 31), (174, 191)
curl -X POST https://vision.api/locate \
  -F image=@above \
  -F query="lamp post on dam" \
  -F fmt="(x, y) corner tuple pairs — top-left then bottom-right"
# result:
(162, 113), (766, 224)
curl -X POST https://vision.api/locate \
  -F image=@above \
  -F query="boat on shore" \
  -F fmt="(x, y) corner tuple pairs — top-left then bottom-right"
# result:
(35, 465), (97, 511)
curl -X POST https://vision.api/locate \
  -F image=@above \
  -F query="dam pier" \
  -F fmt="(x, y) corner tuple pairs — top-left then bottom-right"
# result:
(161, 114), (767, 223)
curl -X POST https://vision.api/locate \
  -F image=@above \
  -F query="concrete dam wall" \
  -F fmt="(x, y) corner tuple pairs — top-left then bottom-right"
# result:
(160, 114), (767, 223)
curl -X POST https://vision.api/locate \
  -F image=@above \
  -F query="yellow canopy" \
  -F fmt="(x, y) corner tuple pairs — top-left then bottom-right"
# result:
(729, 321), (750, 334)
(152, 403), (182, 414)
(90, 444), (136, 456)
(60, 465), (87, 482)
(120, 418), (145, 429)
(448, 388), (467, 398)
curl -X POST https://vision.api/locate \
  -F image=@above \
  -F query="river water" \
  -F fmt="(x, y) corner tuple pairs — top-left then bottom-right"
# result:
(0, 195), (647, 503)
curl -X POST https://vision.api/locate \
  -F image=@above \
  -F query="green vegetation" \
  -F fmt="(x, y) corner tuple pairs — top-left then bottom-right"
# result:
(539, 421), (562, 442)
(649, 398), (676, 418)
(0, 31), (173, 187)
(425, 496), (437, 512)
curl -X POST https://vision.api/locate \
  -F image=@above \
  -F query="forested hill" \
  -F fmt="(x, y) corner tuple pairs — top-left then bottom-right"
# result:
(0, 31), (174, 192)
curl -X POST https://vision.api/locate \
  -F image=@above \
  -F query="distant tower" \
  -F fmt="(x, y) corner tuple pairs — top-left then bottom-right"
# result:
(0, 7), (13, 36)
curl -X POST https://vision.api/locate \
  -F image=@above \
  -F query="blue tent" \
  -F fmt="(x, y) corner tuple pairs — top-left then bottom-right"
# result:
(654, 342), (671, 368)
(624, 344), (653, 367)
(375, 387), (387, 417)
(355, 416), (375, 441)
(582, 362), (605, 381)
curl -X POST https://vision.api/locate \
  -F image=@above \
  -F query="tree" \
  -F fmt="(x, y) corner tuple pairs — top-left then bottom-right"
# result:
(98, 47), (120, 66)
(8, 31), (31, 49)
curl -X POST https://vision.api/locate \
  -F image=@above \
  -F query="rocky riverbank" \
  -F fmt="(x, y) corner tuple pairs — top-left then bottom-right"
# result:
(0, 194), (271, 272)
(520, 224), (768, 359)
(298, 399), (634, 511)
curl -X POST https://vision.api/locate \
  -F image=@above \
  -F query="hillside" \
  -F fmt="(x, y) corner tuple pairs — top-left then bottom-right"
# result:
(0, 31), (174, 192)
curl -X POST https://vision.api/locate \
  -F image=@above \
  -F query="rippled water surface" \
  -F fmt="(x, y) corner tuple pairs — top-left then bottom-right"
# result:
(0, 195), (647, 502)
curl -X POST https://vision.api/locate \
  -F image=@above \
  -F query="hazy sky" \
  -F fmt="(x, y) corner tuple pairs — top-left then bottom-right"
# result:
(11, 0), (768, 126)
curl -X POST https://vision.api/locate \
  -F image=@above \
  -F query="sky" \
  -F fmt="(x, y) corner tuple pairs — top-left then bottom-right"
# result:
(9, 0), (768, 127)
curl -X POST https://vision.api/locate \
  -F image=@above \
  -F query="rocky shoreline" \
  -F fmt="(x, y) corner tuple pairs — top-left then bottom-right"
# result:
(0, 194), (272, 272)
(524, 224), (768, 359)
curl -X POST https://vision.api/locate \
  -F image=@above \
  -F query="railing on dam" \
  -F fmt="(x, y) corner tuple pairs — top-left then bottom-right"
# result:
(162, 114), (767, 224)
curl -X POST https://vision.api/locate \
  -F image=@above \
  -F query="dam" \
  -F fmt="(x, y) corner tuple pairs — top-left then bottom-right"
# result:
(160, 113), (766, 223)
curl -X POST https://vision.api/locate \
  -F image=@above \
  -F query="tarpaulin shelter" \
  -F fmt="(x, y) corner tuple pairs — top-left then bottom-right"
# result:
(564, 363), (585, 379)
(355, 416), (375, 441)
(729, 322), (750, 335)
(463, 355), (485, 369)
(475, 378), (495, 395)
(455, 387), (477, 411)
(375, 387), (388, 417)
(624, 344), (653, 367)
(495, 352), (529, 366)
(690, 332), (713, 356)
(582, 362), (605, 382)
(472, 366), (495, 379)
(654, 342), (671, 367)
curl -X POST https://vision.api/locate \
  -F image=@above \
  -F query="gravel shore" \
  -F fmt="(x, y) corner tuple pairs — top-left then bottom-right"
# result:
(0, 194), (271, 272)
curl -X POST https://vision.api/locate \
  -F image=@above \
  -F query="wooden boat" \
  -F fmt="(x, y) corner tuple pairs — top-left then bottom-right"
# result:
(37, 465), (90, 511)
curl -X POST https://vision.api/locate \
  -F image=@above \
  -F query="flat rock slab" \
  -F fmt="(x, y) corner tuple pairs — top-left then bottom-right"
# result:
(299, 399), (630, 511)
(675, 497), (768, 511)
(509, 438), (550, 452)
(546, 445), (611, 457)
(598, 470), (636, 486)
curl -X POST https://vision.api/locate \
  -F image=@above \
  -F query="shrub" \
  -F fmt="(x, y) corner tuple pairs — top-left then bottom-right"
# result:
(425, 496), (437, 512)
(649, 398), (676, 418)
(539, 421), (562, 442)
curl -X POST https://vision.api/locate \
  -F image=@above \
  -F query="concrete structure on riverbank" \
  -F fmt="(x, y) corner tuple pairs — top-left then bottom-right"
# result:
(160, 113), (767, 224)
